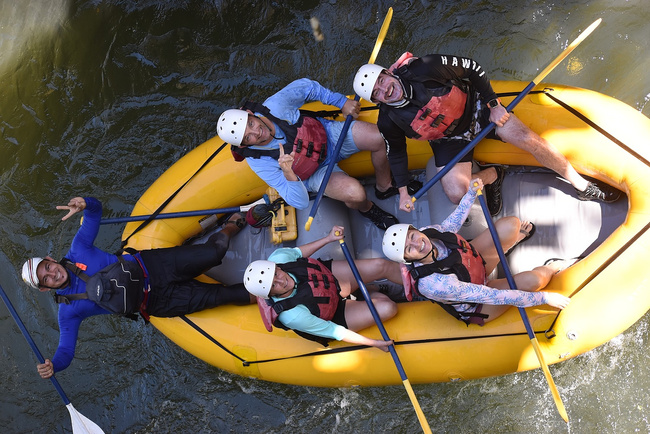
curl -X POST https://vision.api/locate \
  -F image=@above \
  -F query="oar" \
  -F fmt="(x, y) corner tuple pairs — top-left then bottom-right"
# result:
(99, 197), (267, 224)
(305, 7), (394, 231)
(473, 184), (569, 422)
(412, 18), (602, 203)
(338, 238), (432, 433)
(0, 284), (105, 433)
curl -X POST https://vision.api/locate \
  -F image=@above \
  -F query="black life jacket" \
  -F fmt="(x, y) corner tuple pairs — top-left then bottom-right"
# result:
(257, 257), (340, 345)
(231, 101), (328, 179)
(387, 52), (474, 141)
(402, 228), (488, 324)
(56, 257), (146, 316)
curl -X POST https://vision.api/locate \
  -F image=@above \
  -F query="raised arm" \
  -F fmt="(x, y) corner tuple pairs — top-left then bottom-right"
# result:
(297, 225), (345, 258)
(56, 197), (87, 221)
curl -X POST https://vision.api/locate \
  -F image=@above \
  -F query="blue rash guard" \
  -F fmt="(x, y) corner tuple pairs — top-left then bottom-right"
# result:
(50, 197), (144, 373)
(245, 78), (360, 210)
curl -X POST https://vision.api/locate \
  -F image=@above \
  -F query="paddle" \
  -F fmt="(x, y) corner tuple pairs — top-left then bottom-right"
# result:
(411, 18), (602, 204)
(99, 197), (267, 225)
(0, 284), (105, 433)
(304, 7), (393, 231)
(338, 238), (432, 433)
(473, 185), (569, 422)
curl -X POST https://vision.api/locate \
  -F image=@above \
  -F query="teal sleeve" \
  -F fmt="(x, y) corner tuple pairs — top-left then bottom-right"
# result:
(268, 247), (303, 264)
(278, 305), (347, 341)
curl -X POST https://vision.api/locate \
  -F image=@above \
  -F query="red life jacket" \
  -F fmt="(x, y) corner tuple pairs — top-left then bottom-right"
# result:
(400, 228), (487, 323)
(231, 101), (328, 179)
(387, 52), (469, 141)
(257, 257), (340, 342)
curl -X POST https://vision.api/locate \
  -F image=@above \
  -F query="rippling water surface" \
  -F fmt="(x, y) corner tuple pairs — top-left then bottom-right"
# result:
(0, 1), (648, 432)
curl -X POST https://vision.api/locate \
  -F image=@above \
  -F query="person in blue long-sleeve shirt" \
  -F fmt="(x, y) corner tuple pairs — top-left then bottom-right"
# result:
(21, 196), (252, 379)
(217, 78), (417, 230)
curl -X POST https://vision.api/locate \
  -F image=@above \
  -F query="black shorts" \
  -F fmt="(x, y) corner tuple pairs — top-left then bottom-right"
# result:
(140, 239), (250, 317)
(331, 298), (348, 328)
(430, 101), (501, 167)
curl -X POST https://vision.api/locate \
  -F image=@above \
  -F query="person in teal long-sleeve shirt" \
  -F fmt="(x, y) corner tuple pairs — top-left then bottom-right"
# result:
(243, 225), (401, 349)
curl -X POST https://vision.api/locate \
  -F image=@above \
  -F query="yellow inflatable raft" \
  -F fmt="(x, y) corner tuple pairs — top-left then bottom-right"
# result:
(123, 81), (650, 387)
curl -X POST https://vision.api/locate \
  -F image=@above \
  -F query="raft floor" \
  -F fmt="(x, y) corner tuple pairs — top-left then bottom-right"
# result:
(198, 161), (627, 286)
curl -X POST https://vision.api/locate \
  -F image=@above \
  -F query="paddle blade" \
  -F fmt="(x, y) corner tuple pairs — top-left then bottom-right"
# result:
(402, 379), (432, 434)
(532, 18), (601, 84)
(67, 403), (105, 434)
(531, 338), (569, 422)
(304, 216), (313, 231)
(368, 7), (393, 65)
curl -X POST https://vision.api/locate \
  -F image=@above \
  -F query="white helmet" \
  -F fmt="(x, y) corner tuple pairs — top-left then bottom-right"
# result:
(382, 224), (412, 263)
(22, 257), (44, 289)
(217, 109), (248, 146)
(353, 63), (386, 102)
(243, 260), (276, 299)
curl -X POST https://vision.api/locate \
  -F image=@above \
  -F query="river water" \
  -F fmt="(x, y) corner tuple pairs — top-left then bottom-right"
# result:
(0, 1), (648, 433)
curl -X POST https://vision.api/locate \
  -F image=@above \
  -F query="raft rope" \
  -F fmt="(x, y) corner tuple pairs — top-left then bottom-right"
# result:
(119, 141), (229, 251)
(180, 313), (543, 367)
(543, 220), (650, 339)
(501, 88), (650, 338)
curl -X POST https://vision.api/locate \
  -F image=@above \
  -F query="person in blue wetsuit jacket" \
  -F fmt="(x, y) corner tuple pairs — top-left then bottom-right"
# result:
(21, 196), (253, 379)
(217, 78), (421, 230)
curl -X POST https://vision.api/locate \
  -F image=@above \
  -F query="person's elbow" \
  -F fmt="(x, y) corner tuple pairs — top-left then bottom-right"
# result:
(291, 196), (309, 210)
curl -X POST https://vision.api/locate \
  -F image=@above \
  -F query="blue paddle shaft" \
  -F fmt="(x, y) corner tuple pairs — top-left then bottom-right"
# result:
(308, 95), (360, 221)
(476, 194), (536, 338)
(100, 206), (243, 224)
(0, 285), (71, 405)
(338, 240), (409, 381)
(413, 81), (536, 201)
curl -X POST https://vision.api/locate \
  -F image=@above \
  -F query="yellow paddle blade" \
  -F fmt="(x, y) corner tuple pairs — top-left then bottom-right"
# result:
(531, 337), (569, 422)
(402, 379), (433, 434)
(368, 7), (393, 65)
(532, 18), (601, 84)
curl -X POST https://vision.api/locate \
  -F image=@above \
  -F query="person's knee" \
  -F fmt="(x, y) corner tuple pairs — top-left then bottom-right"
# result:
(336, 180), (367, 204)
(496, 216), (520, 237)
(352, 121), (384, 150)
(373, 294), (398, 319)
(441, 178), (467, 204)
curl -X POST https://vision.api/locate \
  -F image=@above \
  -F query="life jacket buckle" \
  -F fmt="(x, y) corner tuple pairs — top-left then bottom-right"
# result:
(418, 108), (432, 121)
(306, 141), (314, 158)
(430, 114), (445, 128)
(295, 139), (303, 153)
(443, 118), (460, 135)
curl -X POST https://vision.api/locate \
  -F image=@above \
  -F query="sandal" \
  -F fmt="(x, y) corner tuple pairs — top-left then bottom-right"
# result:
(505, 221), (535, 256)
